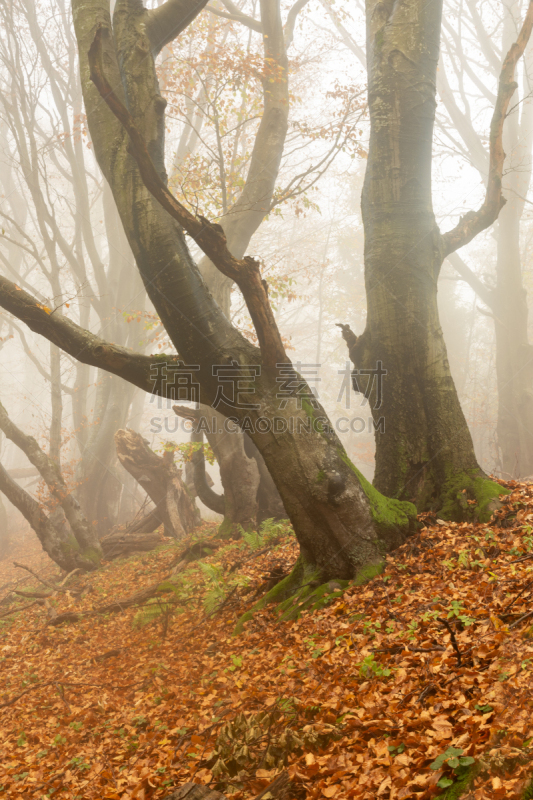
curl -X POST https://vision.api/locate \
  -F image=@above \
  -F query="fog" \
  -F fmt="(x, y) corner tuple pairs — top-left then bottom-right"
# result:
(0, 0), (531, 556)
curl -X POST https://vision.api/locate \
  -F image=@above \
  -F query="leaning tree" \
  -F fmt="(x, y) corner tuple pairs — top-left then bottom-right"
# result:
(0, 0), (417, 591)
(0, 0), (530, 589)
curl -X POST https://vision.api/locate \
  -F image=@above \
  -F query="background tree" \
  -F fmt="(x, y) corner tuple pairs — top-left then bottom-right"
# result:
(0, 0), (147, 534)
(438, 0), (533, 479)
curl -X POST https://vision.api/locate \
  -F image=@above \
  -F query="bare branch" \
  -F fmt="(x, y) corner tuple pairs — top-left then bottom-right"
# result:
(145, 0), (211, 54)
(0, 275), (180, 398)
(284, 0), (310, 47)
(442, 1), (533, 256)
(446, 252), (495, 309)
(318, 0), (366, 68)
(206, 1), (262, 33)
(88, 26), (287, 370)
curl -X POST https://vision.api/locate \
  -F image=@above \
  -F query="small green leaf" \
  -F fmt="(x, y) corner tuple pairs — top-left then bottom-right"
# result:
(437, 777), (454, 788)
(445, 747), (463, 757)
(458, 756), (475, 766)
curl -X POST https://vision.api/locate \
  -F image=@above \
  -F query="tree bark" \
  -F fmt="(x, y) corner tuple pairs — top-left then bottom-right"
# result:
(72, 0), (416, 578)
(342, 0), (525, 520)
(0, 0), (419, 587)
(0, 400), (103, 568)
(114, 428), (199, 538)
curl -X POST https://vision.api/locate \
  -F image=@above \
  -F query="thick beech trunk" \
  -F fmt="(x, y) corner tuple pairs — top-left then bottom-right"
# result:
(67, 0), (416, 580)
(114, 429), (199, 538)
(343, 0), (509, 521)
(0, 0), (419, 587)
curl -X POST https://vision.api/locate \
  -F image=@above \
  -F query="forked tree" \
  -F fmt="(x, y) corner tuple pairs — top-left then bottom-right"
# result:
(339, 0), (533, 518)
(0, 0), (530, 591)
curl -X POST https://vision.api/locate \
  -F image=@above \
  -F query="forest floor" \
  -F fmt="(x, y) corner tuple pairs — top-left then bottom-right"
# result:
(1, 483), (533, 800)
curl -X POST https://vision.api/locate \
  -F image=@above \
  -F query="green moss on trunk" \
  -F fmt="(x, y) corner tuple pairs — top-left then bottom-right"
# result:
(337, 448), (417, 547)
(438, 470), (509, 523)
(235, 557), (350, 633)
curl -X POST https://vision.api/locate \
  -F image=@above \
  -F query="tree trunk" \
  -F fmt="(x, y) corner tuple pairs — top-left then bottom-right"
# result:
(243, 433), (287, 524)
(5, 0), (418, 588)
(0, 400), (103, 568)
(114, 428), (199, 538)
(0, 467), (9, 560)
(174, 406), (286, 533)
(181, 0), (291, 529)
(76, 374), (136, 535)
(190, 428), (225, 516)
(494, 198), (533, 478)
(348, 0), (507, 521)
(439, 6), (533, 480)
(0, 462), (98, 571)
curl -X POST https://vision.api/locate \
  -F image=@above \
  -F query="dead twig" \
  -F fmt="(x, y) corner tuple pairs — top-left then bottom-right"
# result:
(13, 562), (62, 591)
(437, 617), (462, 666)
(509, 609), (533, 629)
(500, 577), (533, 615)
(0, 599), (38, 619)
(0, 678), (147, 709)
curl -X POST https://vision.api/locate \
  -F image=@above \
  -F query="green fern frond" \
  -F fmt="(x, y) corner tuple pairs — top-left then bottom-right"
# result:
(242, 529), (263, 550)
(523, 774), (533, 800)
(132, 599), (171, 629)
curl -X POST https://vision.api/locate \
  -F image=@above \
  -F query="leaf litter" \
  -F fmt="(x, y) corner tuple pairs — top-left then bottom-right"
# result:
(1, 483), (533, 798)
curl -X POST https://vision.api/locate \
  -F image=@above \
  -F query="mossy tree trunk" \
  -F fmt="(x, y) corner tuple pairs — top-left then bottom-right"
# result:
(338, 0), (532, 520)
(70, 0), (416, 580)
(0, 0), (417, 585)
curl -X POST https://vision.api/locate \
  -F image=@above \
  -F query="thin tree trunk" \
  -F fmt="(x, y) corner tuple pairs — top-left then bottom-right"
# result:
(0, 400), (103, 568)
(49, 343), (63, 466)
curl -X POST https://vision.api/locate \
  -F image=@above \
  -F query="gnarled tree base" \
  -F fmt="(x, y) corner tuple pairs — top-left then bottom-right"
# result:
(420, 469), (509, 523)
(235, 554), (384, 633)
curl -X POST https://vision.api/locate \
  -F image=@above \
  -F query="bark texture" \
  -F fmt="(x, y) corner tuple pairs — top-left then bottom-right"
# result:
(115, 429), (199, 539)
(339, 0), (532, 520)
(74, 0), (416, 578)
